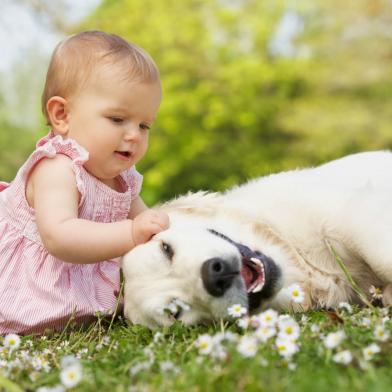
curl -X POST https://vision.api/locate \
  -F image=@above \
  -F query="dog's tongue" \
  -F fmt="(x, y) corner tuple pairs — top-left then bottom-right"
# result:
(239, 253), (265, 293)
(241, 263), (254, 287)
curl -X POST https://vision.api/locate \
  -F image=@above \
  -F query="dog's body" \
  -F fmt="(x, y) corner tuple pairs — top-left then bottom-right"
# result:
(122, 151), (392, 328)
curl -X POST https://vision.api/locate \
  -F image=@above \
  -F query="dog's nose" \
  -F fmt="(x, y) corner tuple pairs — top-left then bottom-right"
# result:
(201, 258), (239, 297)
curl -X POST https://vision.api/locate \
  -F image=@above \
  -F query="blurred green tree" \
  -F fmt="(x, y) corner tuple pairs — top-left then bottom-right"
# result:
(279, 0), (392, 163)
(83, 0), (310, 203)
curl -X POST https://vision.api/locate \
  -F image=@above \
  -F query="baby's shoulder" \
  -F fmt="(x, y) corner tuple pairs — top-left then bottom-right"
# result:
(26, 154), (77, 206)
(31, 154), (75, 179)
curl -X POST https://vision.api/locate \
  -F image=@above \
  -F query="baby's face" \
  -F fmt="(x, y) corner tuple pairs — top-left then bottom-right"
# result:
(64, 68), (161, 186)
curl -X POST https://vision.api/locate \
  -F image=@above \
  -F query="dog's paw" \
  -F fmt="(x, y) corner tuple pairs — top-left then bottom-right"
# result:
(382, 284), (392, 307)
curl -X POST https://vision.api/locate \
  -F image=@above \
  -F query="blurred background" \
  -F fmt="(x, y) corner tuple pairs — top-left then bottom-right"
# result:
(0, 0), (391, 205)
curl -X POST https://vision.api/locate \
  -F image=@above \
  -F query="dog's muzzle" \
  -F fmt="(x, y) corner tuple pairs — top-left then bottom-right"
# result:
(204, 229), (281, 311)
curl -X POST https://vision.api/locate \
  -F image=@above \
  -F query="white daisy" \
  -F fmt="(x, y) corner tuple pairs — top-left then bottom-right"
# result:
(210, 344), (228, 361)
(277, 315), (296, 326)
(374, 324), (390, 342)
(32, 356), (46, 371)
(363, 343), (381, 361)
(369, 285), (383, 300)
(195, 334), (214, 355)
(60, 362), (82, 388)
(237, 335), (258, 358)
(324, 331), (345, 349)
(287, 284), (305, 304)
(249, 315), (261, 329)
(278, 318), (300, 342)
(3, 334), (21, 351)
(227, 304), (247, 318)
(258, 309), (279, 328)
(237, 316), (250, 329)
(255, 326), (276, 342)
(275, 337), (299, 359)
(333, 350), (352, 365)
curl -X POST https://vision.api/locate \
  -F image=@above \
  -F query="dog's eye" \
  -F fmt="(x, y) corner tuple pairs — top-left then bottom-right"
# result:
(161, 241), (174, 260)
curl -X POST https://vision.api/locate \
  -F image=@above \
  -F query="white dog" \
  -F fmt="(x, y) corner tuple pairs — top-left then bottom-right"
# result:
(122, 151), (392, 328)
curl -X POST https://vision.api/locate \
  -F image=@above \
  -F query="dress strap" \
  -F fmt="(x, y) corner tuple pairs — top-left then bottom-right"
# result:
(20, 131), (90, 204)
(121, 166), (143, 200)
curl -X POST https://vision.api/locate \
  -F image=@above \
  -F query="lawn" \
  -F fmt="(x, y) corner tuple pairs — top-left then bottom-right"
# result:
(1, 304), (391, 392)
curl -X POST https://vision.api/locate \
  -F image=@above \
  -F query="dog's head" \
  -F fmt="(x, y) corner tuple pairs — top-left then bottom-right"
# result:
(122, 214), (284, 328)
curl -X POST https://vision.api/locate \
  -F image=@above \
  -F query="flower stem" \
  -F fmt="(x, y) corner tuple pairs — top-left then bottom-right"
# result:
(325, 239), (374, 308)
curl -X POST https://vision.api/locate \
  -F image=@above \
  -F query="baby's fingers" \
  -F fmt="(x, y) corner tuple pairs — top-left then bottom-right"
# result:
(147, 221), (168, 238)
(149, 211), (170, 230)
(156, 212), (170, 229)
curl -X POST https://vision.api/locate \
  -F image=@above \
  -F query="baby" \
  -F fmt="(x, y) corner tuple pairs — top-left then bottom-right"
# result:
(0, 31), (169, 334)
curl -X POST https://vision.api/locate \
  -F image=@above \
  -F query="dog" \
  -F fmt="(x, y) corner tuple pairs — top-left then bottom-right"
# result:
(122, 151), (392, 328)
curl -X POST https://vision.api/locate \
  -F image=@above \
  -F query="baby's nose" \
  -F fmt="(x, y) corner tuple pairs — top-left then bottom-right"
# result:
(124, 125), (142, 140)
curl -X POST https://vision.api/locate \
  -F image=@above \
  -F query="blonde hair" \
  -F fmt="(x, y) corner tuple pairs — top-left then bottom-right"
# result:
(42, 31), (160, 124)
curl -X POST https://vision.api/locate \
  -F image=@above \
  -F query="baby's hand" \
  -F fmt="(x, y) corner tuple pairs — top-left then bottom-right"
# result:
(132, 209), (170, 246)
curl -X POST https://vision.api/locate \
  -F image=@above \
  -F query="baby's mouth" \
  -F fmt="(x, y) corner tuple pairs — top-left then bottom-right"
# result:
(115, 151), (132, 159)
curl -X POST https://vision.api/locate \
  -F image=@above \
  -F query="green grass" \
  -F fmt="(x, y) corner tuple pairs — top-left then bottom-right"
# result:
(1, 306), (392, 392)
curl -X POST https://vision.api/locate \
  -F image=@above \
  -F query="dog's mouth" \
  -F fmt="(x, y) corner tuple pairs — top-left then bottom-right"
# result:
(241, 256), (265, 294)
(208, 229), (281, 312)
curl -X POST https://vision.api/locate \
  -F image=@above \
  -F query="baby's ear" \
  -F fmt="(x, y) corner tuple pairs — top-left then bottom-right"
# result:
(46, 96), (70, 136)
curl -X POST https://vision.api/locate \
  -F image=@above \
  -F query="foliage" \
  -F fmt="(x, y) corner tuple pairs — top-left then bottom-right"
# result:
(82, 0), (307, 203)
(1, 307), (392, 391)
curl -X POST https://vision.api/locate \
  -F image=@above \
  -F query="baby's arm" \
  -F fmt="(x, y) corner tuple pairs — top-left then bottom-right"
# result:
(29, 155), (166, 263)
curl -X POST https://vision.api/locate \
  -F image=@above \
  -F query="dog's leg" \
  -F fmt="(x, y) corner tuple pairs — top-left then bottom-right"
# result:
(337, 190), (392, 284)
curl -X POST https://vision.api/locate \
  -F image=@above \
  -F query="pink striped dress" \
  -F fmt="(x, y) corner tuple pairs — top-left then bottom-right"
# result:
(0, 131), (142, 334)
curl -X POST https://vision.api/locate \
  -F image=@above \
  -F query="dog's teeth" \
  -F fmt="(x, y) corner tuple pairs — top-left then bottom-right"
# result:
(251, 281), (264, 293)
(250, 257), (262, 267)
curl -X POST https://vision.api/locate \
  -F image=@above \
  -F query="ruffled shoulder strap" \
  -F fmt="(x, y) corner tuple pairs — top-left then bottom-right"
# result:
(121, 166), (143, 200)
(18, 131), (90, 204)
(35, 131), (89, 165)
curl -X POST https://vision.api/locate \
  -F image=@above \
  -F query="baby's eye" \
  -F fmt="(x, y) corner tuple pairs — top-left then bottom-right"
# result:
(140, 123), (150, 131)
(109, 117), (124, 124)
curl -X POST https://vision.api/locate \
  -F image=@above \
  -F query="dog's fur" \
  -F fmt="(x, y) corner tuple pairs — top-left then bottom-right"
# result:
(122, 151), (392, 328)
